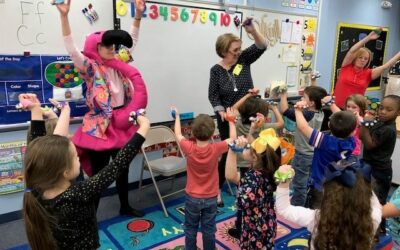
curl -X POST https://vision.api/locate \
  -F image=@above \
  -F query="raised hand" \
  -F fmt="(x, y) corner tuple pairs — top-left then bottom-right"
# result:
(368, 27), (382, 40)
(321, 95), (332, 105)
(170, 106), (179, 119)
(135, 0), (146, 13)
(294, 100), (308, 110)
(136, 113), (150, 127)
(228, 135), (249, 153)
(275, 164), (295, 185)
(225, 107), (237, 123)
(250, 112), (265, 129)
(242, 17), (255, 34)
(17, 93), (41, 110)
(248, 88), (260, 96)
(55, 0), (71, 17)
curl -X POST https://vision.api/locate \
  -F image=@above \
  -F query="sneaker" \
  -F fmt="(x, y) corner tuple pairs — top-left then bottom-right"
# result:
(228, 227), (240, 240)
(119, 206), (145, 217)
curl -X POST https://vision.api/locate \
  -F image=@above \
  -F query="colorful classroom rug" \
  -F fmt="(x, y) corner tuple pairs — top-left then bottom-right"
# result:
(7, 188), (394, 250)
(94, 189), (394, 250)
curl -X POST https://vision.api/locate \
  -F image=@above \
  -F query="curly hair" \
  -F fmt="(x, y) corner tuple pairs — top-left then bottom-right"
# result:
(191, 114), (215, 141)
(313, 174), (374, 250)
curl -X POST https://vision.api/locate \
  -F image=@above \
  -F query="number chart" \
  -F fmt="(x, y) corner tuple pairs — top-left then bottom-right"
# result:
(119, 1), (243, 124)
(130, 2), (234, 27)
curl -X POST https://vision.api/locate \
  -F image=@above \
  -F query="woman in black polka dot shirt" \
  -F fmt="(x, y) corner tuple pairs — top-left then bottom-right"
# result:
(208, 17), (268, 206)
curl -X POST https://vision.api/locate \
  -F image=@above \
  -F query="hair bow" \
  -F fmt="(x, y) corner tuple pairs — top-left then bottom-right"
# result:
(251, 128), (281, 154)
(325, 159), (371, 188)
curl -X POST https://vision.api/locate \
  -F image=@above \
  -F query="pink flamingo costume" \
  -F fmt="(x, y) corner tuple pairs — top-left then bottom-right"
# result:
(71, 30), (148, 175)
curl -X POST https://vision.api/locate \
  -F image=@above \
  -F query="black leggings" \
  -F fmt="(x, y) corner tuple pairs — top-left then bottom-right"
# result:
(216, 112), (230, 189)
(88, 149), (131, 210)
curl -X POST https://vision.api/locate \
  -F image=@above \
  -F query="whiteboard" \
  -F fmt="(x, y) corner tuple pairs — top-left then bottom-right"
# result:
(0, 0), (317, 126)
(0, 0), (114, 54)
(239, 9), (310, 95)
(119, 0), (242, 123)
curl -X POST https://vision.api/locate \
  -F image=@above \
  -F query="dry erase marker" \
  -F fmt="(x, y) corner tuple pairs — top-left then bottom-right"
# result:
(84, 8), (95, 21)
(242, 18), (253, 26)
(82, 9), (93, 24)
(88, 4), (99, 21)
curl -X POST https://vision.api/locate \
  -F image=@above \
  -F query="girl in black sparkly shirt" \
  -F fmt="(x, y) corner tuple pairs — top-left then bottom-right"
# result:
(21, 94), (150, 250)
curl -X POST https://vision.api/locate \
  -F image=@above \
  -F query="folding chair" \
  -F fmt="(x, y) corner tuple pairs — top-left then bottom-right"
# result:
(138, 125), (187, 217)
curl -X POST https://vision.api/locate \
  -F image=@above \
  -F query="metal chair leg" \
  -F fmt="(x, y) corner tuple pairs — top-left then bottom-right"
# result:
(148, 168), (169, 217)
(226, 181), (235, 196)
(138, 161), (145, 190)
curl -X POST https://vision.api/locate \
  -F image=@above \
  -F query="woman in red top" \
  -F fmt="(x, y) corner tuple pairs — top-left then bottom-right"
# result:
(334, 28), (400, 108)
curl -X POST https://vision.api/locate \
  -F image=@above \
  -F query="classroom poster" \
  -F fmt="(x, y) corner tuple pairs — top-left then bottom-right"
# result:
(299, 17), (317, 88)
(0, 54), (88, 125)
(0, 141), (26, 195)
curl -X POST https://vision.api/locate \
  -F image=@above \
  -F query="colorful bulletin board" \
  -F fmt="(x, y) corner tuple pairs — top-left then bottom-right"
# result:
(0, 141), (26, 195)
(299, 16), (317, 89)
(332, 22), (389, 92)
(0, 55), (88, 125)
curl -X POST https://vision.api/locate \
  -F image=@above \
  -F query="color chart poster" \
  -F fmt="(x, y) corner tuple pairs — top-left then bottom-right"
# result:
(0, 141), (26, 195)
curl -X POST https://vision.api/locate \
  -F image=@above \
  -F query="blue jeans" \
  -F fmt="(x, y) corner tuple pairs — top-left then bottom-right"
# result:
(184, 194), (217, 250)
(290, 152), (313, 206)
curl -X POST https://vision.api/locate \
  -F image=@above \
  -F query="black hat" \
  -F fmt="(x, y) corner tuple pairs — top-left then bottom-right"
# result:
(101, 30), (133, 48)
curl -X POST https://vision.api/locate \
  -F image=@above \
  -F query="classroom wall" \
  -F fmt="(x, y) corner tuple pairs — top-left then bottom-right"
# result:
(0, 124), (157, 216)
(1, 0), (400, 218)
(315, 0), (400, 98)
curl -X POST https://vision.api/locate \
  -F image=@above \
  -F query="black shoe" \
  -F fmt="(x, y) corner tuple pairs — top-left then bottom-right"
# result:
(217, 200), (224, 207)
(119, 207), (145, 217)
(228, 227), (240, 240)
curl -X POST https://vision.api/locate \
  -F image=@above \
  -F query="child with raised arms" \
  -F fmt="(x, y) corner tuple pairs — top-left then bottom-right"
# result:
(280, 86), (327, 206)
(276, 164), (381, 250)
(360, 94), (400, 234)
(225, 128), (281, 249)
(173, 107), (235, 250)
(22, 93), (150, 250)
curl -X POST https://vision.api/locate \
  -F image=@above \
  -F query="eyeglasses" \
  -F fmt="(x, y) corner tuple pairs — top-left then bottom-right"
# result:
(98, 43), (115, 50)
(228, 48), (242, 55)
